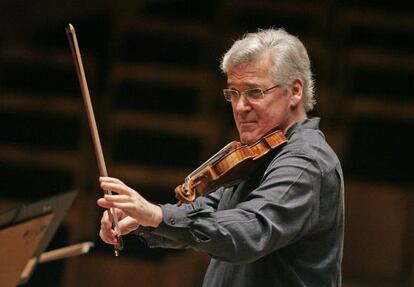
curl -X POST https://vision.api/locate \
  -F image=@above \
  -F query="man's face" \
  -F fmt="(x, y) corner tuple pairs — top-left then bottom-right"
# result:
(227, 59), (292, 145)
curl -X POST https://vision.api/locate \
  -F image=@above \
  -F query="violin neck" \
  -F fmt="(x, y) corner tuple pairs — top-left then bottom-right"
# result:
(187, 141), (240, 180)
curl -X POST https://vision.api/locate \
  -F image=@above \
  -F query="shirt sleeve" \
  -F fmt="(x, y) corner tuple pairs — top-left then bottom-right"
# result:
(140, 151), (322, 264)
(135, 185), (225, 249)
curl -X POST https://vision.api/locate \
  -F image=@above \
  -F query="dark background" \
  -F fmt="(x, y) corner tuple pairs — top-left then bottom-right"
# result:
(0, 1), (413, 286)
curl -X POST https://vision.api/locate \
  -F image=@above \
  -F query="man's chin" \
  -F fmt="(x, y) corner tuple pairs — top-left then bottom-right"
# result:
(240, 133), (259, 145)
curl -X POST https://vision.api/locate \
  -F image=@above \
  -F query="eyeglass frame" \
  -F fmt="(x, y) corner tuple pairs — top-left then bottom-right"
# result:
(223, 84), (282, 103)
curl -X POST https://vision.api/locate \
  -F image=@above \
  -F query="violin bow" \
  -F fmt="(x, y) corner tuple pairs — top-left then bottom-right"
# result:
(66, 23), (123, 256)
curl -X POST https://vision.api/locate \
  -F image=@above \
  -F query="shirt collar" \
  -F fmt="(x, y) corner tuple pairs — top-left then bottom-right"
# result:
(285, 117), (320, 139)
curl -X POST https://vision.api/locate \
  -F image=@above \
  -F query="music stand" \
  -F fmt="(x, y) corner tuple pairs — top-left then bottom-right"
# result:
(0, 190), (78, 286)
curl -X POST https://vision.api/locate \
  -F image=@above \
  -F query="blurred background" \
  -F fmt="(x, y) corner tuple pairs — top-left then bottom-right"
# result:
(0, 0), (413, 286)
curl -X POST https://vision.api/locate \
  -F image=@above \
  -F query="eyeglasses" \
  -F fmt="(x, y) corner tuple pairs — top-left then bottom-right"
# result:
(223, 84), (281, 103)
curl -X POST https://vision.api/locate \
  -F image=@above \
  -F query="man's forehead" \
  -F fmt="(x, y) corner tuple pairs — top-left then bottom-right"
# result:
(226, 66), (271, 86)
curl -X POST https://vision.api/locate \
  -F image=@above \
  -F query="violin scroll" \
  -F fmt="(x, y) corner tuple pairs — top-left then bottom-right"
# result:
(175, 171), (211, 204)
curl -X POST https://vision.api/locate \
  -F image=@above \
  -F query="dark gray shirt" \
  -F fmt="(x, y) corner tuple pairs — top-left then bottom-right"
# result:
(138, 118), (344, 287)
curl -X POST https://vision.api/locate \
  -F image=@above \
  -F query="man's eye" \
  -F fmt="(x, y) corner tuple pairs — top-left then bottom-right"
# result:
(229, 90), (239, 97)
(246, 89), (263, 99)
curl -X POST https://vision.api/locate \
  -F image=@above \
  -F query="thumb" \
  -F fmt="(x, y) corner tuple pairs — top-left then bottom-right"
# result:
(118, 216), (139, 235)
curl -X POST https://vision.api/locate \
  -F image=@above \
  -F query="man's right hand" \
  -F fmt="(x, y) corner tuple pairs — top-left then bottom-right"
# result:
(99, 208), (139, 245)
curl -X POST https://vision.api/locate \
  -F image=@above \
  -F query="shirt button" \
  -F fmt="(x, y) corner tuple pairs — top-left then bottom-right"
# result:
(170, 218), (176, 225)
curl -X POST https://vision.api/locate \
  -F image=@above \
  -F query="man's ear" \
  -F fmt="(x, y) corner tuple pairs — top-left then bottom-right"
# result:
(289, 79), (303, 108)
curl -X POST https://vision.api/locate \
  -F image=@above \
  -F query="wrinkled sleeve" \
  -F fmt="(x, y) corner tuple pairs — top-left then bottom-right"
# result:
(134, 185), (225, 249)
(139, 152), (321, 263)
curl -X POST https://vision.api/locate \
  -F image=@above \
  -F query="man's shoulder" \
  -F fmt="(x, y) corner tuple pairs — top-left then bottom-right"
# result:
(272, 123), (340, 172)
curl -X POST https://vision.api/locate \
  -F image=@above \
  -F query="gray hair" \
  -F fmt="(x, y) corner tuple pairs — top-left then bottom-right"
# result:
(220, 28), (315, 112)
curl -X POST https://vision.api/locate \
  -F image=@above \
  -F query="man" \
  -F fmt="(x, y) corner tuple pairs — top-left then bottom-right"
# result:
(98, 28), (344, 286)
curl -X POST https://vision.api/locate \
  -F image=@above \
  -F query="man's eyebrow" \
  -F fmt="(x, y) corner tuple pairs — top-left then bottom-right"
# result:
(226, 82), (259, 88)
(245, 83), (260, 88)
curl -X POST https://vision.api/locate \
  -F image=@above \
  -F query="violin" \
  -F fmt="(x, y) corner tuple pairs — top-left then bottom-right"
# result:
(175, 129), (287, 204)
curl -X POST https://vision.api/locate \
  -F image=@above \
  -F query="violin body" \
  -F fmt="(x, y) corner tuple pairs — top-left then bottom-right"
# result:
(175, 129), (287, 203)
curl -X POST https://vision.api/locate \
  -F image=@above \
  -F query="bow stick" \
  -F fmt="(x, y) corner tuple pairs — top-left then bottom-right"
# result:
(66, 23), (123, 256)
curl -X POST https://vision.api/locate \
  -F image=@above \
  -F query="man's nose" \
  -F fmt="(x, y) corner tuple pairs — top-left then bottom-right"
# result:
(234, 94), (252, 112)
